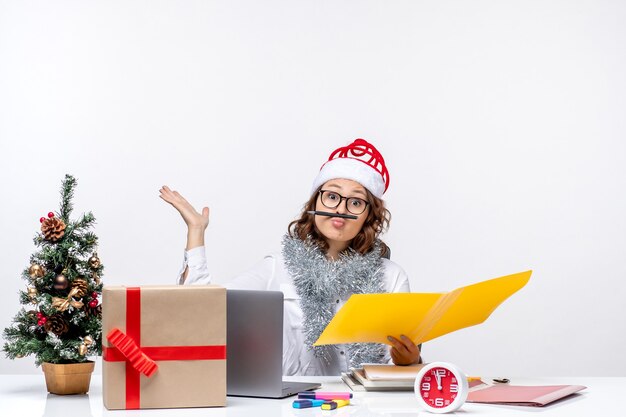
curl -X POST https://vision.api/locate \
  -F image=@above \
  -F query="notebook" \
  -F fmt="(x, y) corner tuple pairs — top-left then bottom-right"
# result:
(362, 364), (425, 381)
(351, 368), (415, 390)
(226, 289), (320, 398)
(467, 384), (587, 406)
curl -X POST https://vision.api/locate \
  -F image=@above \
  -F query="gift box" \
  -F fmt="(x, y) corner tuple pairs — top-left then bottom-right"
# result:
(102, 285), (226, 409)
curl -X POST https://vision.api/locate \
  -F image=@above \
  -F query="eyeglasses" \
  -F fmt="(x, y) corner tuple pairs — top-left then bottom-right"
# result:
(318, 190), (370, 215)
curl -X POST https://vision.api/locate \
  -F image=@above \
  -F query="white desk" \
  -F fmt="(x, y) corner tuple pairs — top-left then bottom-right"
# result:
(0, 375), (622, 417)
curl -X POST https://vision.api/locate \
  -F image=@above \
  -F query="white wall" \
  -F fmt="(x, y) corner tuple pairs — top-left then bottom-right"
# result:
(1, 0), (624, 376)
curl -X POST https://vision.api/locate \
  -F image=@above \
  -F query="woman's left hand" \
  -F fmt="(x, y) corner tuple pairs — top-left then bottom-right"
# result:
(388, 335), (421, 366)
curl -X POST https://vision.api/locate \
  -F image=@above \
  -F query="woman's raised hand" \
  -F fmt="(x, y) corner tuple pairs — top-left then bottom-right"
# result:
(159, 186), (209, 251)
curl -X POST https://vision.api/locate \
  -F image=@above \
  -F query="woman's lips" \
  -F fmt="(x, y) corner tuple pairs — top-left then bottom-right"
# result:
(331, 218), (346, 228)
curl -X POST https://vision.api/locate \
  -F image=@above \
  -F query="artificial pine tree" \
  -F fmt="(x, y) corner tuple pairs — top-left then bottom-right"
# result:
(3, 174), (103, 365)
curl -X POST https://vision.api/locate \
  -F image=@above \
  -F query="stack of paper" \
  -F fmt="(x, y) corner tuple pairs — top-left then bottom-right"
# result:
(341, 364), (426, 391)
(363, 364), (425, 381)
(341, 364), (487, 392)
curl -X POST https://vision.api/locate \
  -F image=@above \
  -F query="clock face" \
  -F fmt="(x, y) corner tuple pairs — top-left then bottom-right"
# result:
(418, 366), (462, 409)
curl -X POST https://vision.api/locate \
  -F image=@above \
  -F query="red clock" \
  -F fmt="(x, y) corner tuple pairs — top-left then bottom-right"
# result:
(414, 362), (469, 413)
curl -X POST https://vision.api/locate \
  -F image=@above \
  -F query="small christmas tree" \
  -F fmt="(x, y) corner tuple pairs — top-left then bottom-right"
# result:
(3, 174), (103, 364)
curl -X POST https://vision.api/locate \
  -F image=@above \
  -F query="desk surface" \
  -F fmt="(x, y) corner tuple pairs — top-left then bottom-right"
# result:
(0, 375), (622, 417)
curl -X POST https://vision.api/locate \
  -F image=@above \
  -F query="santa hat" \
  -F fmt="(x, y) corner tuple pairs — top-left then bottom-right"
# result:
(311, 139), (390, 199)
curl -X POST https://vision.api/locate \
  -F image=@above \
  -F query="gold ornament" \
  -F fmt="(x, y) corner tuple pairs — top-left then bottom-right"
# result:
(28, 264), (45, 279)
(92, 271), (100, 285)
(83, 336), (94, 346)
(51, 287), (84, 312)
(71, 278), (88, 298)
(15, 354), (25, 359)
(78, 344), (88, 356)
(27, 287), (38, 304)
(41, 217), (66, 242)
(88, 253), (101, 269)
(53, 274), (69, 290)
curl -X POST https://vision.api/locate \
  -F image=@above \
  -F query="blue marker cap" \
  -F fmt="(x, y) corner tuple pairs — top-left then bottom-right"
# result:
(292, 399), (325, 408)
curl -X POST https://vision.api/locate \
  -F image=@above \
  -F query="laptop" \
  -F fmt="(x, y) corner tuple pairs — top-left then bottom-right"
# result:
(226, 289), (321, 398)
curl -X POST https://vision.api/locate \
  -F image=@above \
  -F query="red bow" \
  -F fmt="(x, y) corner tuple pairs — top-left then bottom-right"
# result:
(106, 328), (158, 377)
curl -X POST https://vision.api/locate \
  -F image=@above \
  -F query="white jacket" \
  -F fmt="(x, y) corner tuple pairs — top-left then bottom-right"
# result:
(178, 246), (411, 376)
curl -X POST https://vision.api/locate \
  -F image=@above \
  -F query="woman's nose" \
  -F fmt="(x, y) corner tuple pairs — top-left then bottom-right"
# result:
(335, 198), (349, 214)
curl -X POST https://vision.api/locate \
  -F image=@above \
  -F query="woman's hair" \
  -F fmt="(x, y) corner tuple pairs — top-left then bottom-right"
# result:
(288, 186), (391, 257)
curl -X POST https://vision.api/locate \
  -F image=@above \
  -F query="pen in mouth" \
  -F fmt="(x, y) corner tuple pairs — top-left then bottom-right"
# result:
(306, 210), (358, 220)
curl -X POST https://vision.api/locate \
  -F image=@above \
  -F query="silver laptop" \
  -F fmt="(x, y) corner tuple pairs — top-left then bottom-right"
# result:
(227, 289), (321, 398)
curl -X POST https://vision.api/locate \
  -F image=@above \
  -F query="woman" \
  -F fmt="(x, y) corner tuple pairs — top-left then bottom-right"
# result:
(160, 139), (421, 376)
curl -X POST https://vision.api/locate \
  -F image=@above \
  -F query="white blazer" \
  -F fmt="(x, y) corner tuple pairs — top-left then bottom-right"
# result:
(178, 246), (411, 376)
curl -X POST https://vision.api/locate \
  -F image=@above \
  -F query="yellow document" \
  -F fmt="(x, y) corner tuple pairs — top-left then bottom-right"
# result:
(314, 270), (531, 346)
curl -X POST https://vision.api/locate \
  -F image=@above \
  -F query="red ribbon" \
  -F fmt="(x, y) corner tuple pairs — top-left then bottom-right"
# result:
(103, 287), (226, 409)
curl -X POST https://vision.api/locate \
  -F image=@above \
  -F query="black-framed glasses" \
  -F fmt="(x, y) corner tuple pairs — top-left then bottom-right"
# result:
(318, 190), (370, 215)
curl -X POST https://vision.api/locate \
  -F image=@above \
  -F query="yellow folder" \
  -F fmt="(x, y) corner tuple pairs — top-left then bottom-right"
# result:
(314, 270), (532, 346)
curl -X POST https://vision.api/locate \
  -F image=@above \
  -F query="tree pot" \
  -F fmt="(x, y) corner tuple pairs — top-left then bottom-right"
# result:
(42, 361), (95, 395)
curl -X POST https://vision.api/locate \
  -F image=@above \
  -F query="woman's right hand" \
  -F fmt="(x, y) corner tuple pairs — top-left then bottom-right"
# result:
(159, 185), (210, 238)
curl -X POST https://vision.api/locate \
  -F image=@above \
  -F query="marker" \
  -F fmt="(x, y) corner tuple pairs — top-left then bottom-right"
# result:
(493, 377), (510, 384)
(321, 399), (350, 410)
(298, 391), (353, 400)
(292, 399), (325, 409)
(467, 376), (482, 382)
(306, 210), (358, 220)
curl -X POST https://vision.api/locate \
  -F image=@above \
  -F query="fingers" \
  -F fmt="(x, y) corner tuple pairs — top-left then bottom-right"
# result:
(390, 346), (412, 365)
(159, 186), (190, 207)
(173, 190), (187, 202)
(390, 346), (404, 362)
(390, 347), (400, 363)
(400, 335), (420, 357)
(387, 336), (410, 356)
(159, 185), (177, 203)
(388, 335), (420, 365)
(388, 335), (417, 356)
(159, 185), (210, 229)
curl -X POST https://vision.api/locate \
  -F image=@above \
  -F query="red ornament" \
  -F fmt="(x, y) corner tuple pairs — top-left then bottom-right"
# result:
(39, 317), (47, 325)
(36, 312), (43, 319)
(47, 212), (55, 218)
(40, 217), (45, 223)
(88, 299), (98, 308)
(91, 292), (98, 299)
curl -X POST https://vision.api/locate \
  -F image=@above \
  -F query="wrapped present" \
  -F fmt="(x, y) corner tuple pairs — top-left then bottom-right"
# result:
(102, 285), (226, 409)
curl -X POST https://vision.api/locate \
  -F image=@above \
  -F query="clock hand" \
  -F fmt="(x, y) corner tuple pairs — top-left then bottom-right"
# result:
(435, 372), (442, 390)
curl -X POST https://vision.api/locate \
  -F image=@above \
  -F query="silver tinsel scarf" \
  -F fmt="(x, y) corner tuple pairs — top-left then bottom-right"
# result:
(282, 234), (388, 368)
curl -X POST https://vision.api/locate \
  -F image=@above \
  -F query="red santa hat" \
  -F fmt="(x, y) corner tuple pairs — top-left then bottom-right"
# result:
(311, 139), (390, 199)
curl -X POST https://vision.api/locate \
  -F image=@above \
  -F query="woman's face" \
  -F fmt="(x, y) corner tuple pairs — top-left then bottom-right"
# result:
(314, 178), (369, 246)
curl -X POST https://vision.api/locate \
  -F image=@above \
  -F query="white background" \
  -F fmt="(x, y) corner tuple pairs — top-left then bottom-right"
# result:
(1, 0), (624, 377)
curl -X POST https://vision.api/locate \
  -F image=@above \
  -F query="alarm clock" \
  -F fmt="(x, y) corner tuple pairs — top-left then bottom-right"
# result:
(414, 362), (469, 414)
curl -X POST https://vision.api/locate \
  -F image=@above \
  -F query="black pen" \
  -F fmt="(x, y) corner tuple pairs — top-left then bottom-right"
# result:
(306, 210), (358, 220)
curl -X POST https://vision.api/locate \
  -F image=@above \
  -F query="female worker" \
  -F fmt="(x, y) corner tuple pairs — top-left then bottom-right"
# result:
(160, 139), (421, 375)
